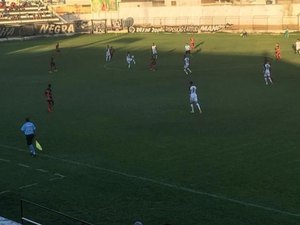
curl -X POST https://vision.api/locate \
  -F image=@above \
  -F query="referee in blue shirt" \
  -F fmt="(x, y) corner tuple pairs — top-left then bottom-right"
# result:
(20, 117), (37, 157)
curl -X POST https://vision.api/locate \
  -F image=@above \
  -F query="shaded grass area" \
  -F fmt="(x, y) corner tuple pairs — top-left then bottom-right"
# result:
(0, 33), (299, 225)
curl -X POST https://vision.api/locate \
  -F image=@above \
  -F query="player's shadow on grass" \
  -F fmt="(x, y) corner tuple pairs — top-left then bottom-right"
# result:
(167, 48), (177, 54)
(195, 41), (204, 49)
(291, 43), (297, 53)
(69, 34), (130, 49)
(110, 37), (143, 44)
(193, 42), (204, 53)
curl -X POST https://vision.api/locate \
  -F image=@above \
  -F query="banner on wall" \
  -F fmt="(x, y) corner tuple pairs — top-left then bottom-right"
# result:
(0, 23), (80, 38)
(111, 19), (123, 31)
(128, 24), (233, 33)
(0, 21), (233, 38)
(36, 23), (75, 34)
(91, 0), (118, 13)
(0, 24), (36, 38)
(91, 19), (107, 33)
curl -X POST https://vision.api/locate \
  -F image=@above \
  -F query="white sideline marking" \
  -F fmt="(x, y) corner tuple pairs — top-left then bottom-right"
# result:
(0, 158), (10, 162)
(22, 217), (42, 225)
(49, 177), (64, 181)
(18, 183), (38, 190)
(36, 168), (49, 173)
(49, 173), (66, 181)
(17, 163), (30, 168)
(54, 173), (65, 178)
(0, 190), (10, 195)
(0, 144), (299, 218)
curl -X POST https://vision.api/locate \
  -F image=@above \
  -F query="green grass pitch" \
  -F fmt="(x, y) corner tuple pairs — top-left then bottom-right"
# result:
(0, 33), (299, 225)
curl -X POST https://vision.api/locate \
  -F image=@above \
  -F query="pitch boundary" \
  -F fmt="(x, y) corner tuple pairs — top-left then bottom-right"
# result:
(0, 154), (65, 196)
(0, 144), (299, 218)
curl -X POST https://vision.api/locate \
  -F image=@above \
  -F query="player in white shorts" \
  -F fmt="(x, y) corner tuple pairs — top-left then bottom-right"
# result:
(184, 54), (192, 75)
(189, 81), (202, 114)
(151, 43), (158, 59)
(105, 45), (111, 62)
(126, 52), (136, 68)
(263, 60), (273, 85)
(295, 39), (300, 54)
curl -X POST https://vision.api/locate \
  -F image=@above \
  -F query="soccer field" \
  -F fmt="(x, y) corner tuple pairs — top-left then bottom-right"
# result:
(0, 33), (299, 225)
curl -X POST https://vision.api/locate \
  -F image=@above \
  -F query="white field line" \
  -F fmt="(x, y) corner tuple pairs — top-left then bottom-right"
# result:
(0, 158), (10, 162)
(49, 177), (64, 181)
(54, 173), (65, 178)
(17, 163), (30, 168)
(36, 169), (49, 173)
(49, 172), (66, 181)
(0, 144), (299, 218)
(0, 190), (10, 196)
(18, 183), (38, 190)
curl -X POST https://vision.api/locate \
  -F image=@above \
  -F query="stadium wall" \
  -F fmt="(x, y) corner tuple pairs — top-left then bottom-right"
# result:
(84, 3), (300, 31)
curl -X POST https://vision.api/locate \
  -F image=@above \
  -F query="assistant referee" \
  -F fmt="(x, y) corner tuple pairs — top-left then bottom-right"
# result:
(20, 117), (37, 157)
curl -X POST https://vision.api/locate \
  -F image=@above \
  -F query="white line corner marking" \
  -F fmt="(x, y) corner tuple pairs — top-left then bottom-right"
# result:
(0, 144), (299, 218)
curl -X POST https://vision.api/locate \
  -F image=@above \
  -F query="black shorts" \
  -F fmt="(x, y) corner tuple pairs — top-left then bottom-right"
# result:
(26, 134), (34, 145)
(47, 100), (54, 105)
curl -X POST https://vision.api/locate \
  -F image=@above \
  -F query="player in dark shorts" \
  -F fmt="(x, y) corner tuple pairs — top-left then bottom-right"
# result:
(45, 84), (54, 112)
(56, 42), (60, 53)
(49, 55), (57, 73)
(149, 56), (157, 71)
(20, 117), (37, 156)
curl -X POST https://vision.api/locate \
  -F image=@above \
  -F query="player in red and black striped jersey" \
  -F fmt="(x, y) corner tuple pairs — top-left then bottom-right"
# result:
(45, 84), (54, 112)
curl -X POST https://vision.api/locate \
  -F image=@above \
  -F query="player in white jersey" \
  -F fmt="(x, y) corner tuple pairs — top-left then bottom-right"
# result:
(185, 43), (191, 55)
(151, 43), (158, 59)
(126, 52), (136, 68)
(183, 54), (192, 75)
(105, 45), (111, 62)
(189, 81), (202, 114)
(295, 39), (300, 54)
(263, 60), (273, 85)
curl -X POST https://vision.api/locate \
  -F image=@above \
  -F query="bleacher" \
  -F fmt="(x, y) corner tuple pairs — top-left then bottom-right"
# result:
(0, 0), (61, 24)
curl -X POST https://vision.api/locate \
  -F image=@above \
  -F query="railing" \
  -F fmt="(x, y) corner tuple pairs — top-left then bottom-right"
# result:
(0, 0), (60, 24)
(20, 199), (94, 225)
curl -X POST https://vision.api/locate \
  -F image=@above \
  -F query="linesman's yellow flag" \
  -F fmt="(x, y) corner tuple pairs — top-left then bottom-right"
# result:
(35, 140), (43, 151)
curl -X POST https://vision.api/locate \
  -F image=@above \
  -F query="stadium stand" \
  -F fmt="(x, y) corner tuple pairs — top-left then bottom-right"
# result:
(0, 0), (62, 24)
(0, 216), (21, 225)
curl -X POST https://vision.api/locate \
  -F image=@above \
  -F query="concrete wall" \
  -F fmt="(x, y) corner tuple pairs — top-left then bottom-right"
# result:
(164, 0), (202, 6)
(116, 4), (285, 18)
(65, 0), (90, 5)
(72, 2), (300, 30)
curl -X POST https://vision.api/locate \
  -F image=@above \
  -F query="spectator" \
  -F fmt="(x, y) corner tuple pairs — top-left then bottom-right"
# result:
(240, 29), (248, 38)
(284, 28), (289, 38)
(295, 39), (300, 54)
